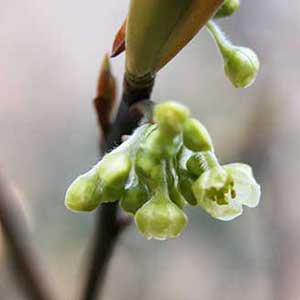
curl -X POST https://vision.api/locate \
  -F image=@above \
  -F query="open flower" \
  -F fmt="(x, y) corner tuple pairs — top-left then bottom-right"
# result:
(192, 163), (260, 221)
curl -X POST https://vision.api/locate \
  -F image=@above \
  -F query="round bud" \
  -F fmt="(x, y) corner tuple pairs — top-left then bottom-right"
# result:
(97, 152), (132, 202)
(215, 0), (240, 18)
(65, 169), (101, 212)
(183, 118), (213, 152)
(154, 101), (190, 135)
(135, 191), (187, 240)
(224, 46), (260, 88)
(120, 179), (149, 215)
(142, 128), (182, 158)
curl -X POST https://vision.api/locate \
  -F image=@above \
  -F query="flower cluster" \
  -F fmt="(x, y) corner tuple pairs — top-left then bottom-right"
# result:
(65, 101), (260, 240)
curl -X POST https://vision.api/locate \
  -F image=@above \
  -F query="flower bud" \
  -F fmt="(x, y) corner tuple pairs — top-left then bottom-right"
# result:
(120, 178), (149, 215)
(207, 20), (260, 88)
(192, 163), (260, 220)
(223, 46), (260, 88)
(183, 118), (213, 152)
(97, 152), (132, 202)
(135, 191), (187, 240)
(142, 127), (182, 158)
(65, 168), (101, 212)
(135, 148), (163, 186)
(154, 101), (190, 136)
(215, 0), (240, 18)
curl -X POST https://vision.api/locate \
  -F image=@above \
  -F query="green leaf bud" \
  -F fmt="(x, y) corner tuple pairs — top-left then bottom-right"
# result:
(183, 118), (213, 152)
(186, 151), (219, 176)
(135, 190), (187, 240)
(192, 163), (260, 220)
(215, 0), (240, 18)
(120, 177), (149, 215)
(154, 101), (190, 136)
(65, 168), (101, 212)
(207, 20), (260, 88)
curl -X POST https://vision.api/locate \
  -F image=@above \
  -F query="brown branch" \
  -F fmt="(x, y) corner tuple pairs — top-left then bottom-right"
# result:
(81, 75), (155, 300)
(0, 174), (53, 300)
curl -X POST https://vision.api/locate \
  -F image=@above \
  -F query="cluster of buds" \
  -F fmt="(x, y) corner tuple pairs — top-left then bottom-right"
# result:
(113, 0), (259, 89)
(65, 101), (260, 240)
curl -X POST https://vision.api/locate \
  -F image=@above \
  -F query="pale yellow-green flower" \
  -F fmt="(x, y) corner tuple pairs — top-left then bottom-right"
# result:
(193, 163), (260, 220)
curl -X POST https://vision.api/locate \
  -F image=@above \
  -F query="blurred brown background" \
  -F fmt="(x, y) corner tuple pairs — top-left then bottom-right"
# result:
(0, 0), (299, 299)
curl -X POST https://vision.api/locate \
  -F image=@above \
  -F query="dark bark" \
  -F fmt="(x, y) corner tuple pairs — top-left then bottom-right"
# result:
(81, 75), (154, 300)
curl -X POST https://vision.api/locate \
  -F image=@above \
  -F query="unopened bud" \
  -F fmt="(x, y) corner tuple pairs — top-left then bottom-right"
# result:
(154, 101), (190, 135)
(120, 178), (149, 214)
(97, 152), (132, 202)
(223, 46), (260, 88)
(135, 191), (187, 240)
(183, 118), (213, 152)
(215, 0), (240, 18)
(65, 169), (101, 212)
(207, 20), (260, 88)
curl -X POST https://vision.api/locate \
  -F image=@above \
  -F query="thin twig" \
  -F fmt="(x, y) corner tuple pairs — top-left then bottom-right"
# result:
(81, 75), (154, 300)
(0, 174), (53, 300)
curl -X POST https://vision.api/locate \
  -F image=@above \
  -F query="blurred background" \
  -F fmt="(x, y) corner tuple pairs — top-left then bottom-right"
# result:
(0, 0), (299, 299)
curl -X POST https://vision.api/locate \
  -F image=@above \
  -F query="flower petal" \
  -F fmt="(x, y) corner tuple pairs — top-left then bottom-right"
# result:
(224, 163), (261, 208)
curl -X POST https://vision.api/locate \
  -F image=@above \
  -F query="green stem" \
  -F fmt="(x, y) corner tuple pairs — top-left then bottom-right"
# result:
(206, 20), (232, 57)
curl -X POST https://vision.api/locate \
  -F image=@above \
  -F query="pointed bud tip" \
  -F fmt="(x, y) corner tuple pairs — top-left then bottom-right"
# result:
(111, 19), (126, 58)
(101, 53), (111, 73)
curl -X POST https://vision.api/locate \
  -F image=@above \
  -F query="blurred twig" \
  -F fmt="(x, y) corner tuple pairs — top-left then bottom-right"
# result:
(81, 58), (155, 300)
(0, 174), (53, 300)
